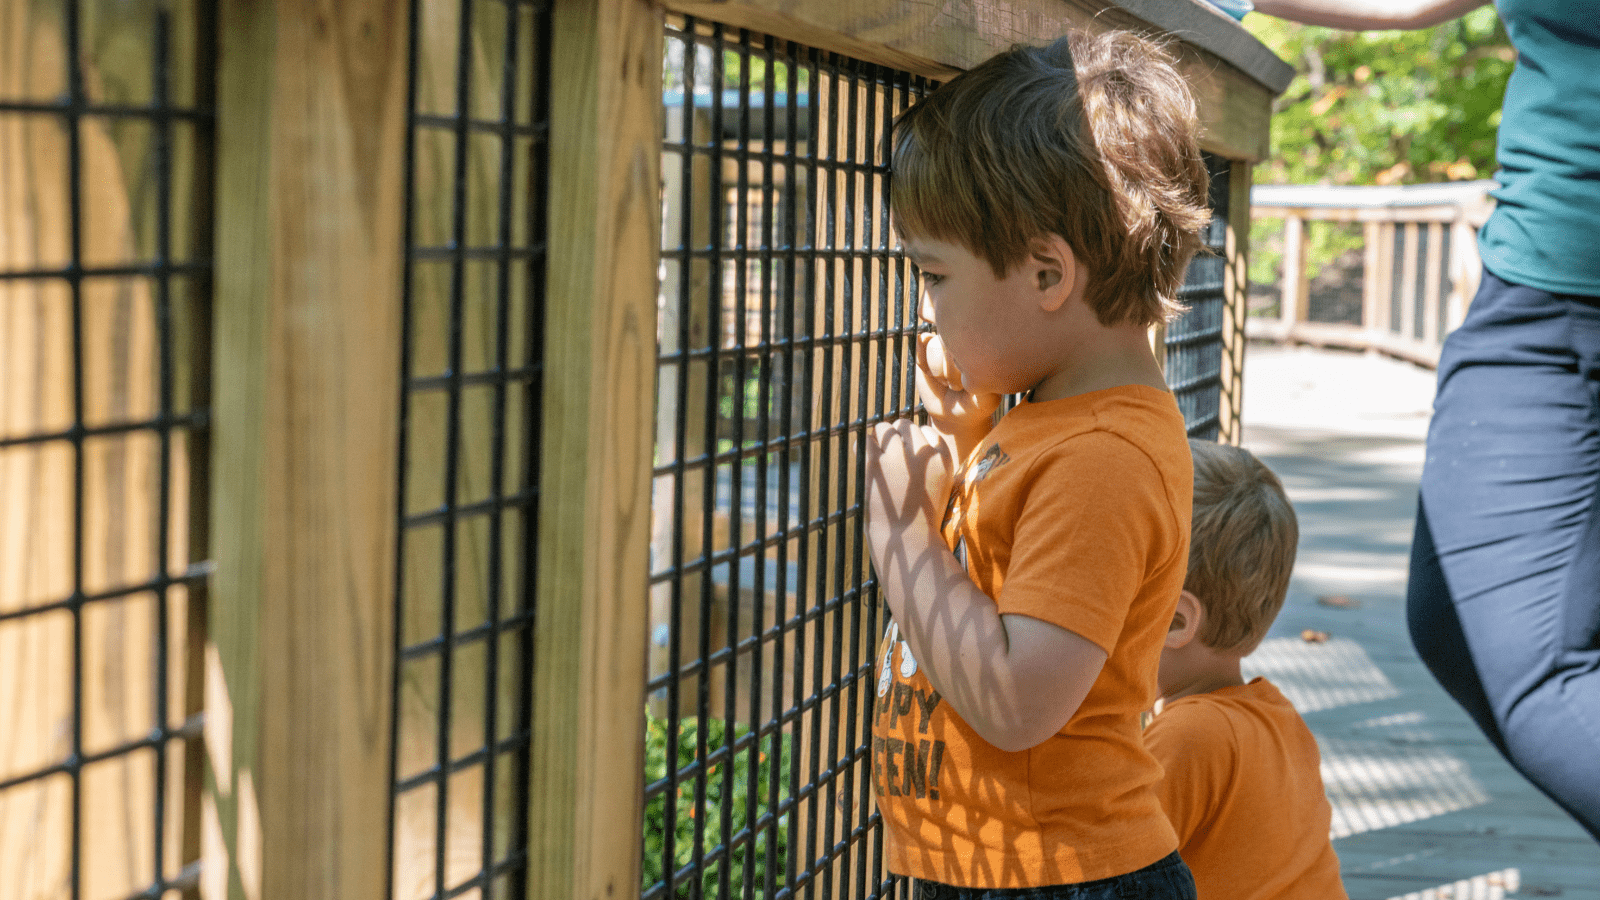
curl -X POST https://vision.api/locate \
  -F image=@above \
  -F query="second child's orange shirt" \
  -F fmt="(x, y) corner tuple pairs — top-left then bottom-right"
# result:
(872, 385), (1193, 888)
(1145, 678), (1349, 900)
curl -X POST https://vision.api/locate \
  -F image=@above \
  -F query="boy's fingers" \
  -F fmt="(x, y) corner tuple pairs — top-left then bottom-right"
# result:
(914, 335), (940, 407)
(926, 334), (964, 392)
(918, 332), (964, 394)
(869, 421), (893, 449)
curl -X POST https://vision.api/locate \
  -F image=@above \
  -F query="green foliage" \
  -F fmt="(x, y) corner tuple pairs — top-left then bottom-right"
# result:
(643, 714), (793, 898)
(1246, 9), (1513, 187)
(1248, 217), (1366, 299)
(664, 37), (812, 94)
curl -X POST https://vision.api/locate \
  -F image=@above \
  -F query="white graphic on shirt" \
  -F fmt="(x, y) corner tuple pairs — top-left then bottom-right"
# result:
(899, 641), (918, 678)
(877, 622), (898, 698)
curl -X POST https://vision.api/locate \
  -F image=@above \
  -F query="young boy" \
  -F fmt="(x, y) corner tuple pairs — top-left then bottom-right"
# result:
(864, 29), (1210, 897)
(1143, 440), (1348, 899)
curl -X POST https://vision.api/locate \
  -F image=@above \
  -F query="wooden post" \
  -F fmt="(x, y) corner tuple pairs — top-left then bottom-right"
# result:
(529, 1), (660, 899)
(1280, 214), (1308, 334)
(206, 1), (408, 897)
(1217, 158), (1252, 447)
(1448, 216), (1476, 333)
(1362, 221), (1383, 340)
(1377, 222), (1397, 336)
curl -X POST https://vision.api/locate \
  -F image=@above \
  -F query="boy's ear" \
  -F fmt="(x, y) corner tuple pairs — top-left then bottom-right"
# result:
(1164, 590), (1203, 650)
(1029, 234), (1078, 312)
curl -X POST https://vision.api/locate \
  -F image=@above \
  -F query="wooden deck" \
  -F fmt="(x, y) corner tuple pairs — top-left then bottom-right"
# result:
(1240, 344), (1599, 900)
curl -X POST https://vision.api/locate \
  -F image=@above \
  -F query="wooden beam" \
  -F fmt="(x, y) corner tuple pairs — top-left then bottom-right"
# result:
(530, 0), (661, 898)
(661, 0), (1277, 161)
(207, 0), (408, 897)
(1281, 214), (1309, 331)
(1243, 318), (1445, 369)
(1251, 203), (1467, 224)
(1448, 217), (1478, 332)
(1362, 221), (1383, 339)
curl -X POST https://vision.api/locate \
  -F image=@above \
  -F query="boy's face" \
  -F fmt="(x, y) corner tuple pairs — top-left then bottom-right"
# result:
(903, 236), (1040, 396)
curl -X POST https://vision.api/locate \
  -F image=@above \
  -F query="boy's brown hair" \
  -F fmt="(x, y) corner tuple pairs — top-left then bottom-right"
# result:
(890, 29), (1211, 327)
(1186, 439), (1299, 654)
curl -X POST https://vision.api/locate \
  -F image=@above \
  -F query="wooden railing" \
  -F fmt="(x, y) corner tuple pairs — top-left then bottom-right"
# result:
(1247, 181), (1495, 367)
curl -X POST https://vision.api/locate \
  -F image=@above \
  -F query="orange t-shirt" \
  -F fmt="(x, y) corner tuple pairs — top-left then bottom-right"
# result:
(1144, 678), (1348, 900)
(872, 385), (1193, 888)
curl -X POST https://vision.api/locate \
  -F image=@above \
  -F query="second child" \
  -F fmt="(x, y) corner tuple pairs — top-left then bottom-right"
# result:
(1144, 440), (1348, 899)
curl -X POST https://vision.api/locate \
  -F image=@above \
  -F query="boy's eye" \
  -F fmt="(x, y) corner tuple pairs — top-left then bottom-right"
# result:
(919, 272), (943, 286)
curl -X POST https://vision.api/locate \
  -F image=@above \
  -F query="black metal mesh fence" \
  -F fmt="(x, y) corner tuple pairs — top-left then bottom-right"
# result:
(645, 23), (1244, 900)
(389, 1), (550, 898)
(646, 19), (928, 900)
(1165, 152), (1234, 441)
(0, 1), (213, 897)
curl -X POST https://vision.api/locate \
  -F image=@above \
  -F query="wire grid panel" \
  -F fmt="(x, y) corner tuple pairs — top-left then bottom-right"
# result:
(1164, 152), (1234, 441)
(389, 1), (550, 898)
(0, 1), (213, 898)
(648, 18), (928, 900)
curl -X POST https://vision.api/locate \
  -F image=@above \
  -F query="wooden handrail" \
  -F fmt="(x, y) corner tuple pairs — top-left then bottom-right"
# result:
(1247, 181), (1495, 368)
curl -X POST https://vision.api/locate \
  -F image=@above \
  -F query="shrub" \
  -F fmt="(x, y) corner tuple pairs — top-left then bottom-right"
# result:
(643, 713), (793, 898)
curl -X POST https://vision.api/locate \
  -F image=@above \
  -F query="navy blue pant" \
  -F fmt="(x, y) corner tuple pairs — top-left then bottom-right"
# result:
(909, 852), (1196, 900)
(1408, 269), (1600, 841)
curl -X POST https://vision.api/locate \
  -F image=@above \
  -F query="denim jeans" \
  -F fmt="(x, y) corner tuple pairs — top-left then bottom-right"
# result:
(909, 851), (1196, 900)
(1408, 269), (1600, 841)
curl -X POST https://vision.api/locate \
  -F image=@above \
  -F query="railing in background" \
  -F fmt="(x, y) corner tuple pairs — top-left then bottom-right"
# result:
(1247, 181), (1495, 367)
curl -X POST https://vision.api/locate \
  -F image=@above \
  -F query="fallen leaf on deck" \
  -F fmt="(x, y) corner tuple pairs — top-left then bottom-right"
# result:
(1301, 629), (1330, 643)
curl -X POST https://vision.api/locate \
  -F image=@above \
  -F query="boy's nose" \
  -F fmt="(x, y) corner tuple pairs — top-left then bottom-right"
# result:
(917, 299), (936, 327)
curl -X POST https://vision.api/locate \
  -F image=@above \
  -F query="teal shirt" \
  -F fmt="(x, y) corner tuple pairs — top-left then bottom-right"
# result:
(1478, 0), (1600, 296)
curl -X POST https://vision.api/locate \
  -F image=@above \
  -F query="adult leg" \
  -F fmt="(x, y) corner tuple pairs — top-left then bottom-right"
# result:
(1406, 504), (1508, 759)
(1410, 271), (1600, 841)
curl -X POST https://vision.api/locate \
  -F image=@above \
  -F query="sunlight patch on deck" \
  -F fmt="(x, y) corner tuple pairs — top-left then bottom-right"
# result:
(1243, 636), (1401, 714)
(1292, 560), (1411, 587)
(1320, 733), (1491, 839)
(1385, 868), (1520, 900)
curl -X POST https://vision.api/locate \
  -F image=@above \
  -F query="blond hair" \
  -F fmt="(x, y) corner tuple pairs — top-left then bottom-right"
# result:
(890, 29), (1211, 327)
(1186, 440), (1299, 654)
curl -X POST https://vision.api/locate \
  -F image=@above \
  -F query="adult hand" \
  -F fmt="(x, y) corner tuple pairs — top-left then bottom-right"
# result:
(917, 332), (1001, 461)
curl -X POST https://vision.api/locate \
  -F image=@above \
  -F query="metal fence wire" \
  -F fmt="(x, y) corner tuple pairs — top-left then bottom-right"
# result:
(648, 19), (928, 900)
(388, 1), (551, 899)
(1165, 152), (1236, 442)
(0, 1), (214, 898)
(646, 21), (1239, 900)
